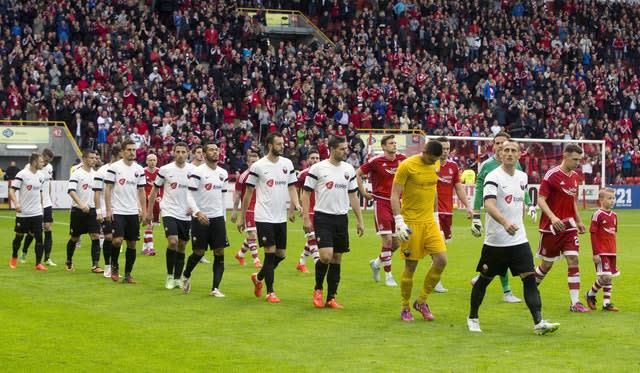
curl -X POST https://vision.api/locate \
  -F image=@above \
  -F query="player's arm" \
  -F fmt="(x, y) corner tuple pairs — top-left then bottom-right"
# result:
(484, 197), (519, 236)
(355, 167), (372, 200)
(67, 175), (88, 212)
(288, 184), (300, 222)
(93, 177), (103, 221)
(390, 180), (411, 241)
(472, 163), (487, 212)
(349, 189), (365, 237)
(145, 185), (160, 223)
(454, 181), (474, 218)
(230, 186), (241, 223)
(137, 186), (147, 219)
(8, 186), (20, 212)
(104, 183), (113, 221)
(573, 198), (586, 233)
(237, 184), (254, 231)
(537, 194), (564, 232)
(589, 217), (601, 264)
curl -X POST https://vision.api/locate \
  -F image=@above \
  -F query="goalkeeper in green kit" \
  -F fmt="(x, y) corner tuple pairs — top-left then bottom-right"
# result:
(470, 132), (537, 303)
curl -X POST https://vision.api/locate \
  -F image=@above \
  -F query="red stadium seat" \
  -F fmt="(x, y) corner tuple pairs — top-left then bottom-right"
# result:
(634, 176), (640, 185)
(625, 177), (634, 185)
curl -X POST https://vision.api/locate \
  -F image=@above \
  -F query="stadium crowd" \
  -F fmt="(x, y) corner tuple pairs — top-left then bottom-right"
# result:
(1, 0), (640, 184)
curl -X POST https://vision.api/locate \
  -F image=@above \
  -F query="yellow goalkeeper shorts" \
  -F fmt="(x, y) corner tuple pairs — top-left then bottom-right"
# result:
(400, 221), (447, 260)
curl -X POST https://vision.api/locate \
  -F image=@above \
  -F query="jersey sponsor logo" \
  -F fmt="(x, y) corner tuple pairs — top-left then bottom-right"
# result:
(204, 183), (213, 190)
(385, 168), (397, 175)
(326, 181), (334, 189)
(562, 187), (577, 197)
(82, 183), (89, 190)
(170, 182), (178, 189)
(26, 185), (33, 191)
(438, 176), (453, 183)
(603, 227), (616, 234)
(118, 178), (126, 185)
(266, 179), (287, 187)
(505, 194), (513, 204)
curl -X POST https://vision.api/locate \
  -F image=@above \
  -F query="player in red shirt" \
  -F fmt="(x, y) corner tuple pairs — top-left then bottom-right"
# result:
(585, 188), (619, 312)
(535, 144), (590, 313)
(143, 153), (162, 256)
(295, 149), (320, 273)
(231, 151), (262, 268)
(356, 135), (406, 286)
(435, 137), (474, 292)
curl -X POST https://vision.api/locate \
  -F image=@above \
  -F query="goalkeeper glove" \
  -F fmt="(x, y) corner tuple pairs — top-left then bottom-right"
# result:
(394, 215), (412, 241)
(471, 213), (482, 237)
(527, 205), (538, 224)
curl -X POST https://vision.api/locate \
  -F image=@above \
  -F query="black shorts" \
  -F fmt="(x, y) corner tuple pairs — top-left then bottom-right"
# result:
(111, 214), (140, 241)
(191, 216), (226, 250)
(255, 221), (287, 249)
(43, 206), (53, 223)
(101, 219), (112, 236)
(163, 216), (191, 242)
(69, 208), (100, 236)
(314, 211), (350, 253)
(15, 216), (43, 235)
(475, 242), (535, 278)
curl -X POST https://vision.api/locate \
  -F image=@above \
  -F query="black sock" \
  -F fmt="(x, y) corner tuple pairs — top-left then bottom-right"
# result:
(166, 248), (176, 275)
(124, 248), (136, 277)
(260, 252), (276, 293)
(469, 275), (493, 319)
(103, 239), (112, 265)
(522, 275), (543, 324)
(315, 260), (329, 290)
(66, 239), (76, 262)
(273, 254), (285, 269)
(327, 263), (341, 301)
(12, 235), (24, 258)
(34, 240), (44, 265)
(91, 239), (100, 266)
(111, 244), (121, 270)
(22, 234), (33, 255)
(174, 252), (186, 279)
(212, 254), (225, 290)
(183, 253), (203, 278)
(44, 231), (52, 260)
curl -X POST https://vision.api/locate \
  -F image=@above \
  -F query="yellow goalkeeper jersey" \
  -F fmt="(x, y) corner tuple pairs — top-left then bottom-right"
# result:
(393, 155), (439, 223)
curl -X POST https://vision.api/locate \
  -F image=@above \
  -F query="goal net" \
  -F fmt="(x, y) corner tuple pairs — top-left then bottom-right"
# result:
(425, 135), (606, 209)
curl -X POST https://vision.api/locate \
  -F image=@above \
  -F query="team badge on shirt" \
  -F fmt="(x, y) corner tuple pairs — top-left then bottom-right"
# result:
(344, 172), (349, 180)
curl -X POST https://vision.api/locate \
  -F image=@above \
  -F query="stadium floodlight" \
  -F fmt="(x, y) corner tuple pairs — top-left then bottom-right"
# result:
(6, 144), (38, 150)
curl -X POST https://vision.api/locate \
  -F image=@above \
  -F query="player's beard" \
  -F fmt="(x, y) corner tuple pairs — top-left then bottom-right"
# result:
(270, 148), (282, 157)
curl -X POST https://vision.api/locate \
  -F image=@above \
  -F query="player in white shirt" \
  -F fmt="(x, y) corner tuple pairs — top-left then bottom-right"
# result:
(237, 132), (301, 303)
(302, 136), (365, 309)
(145, 142), (195, 290)
(190, 145), (210, 265)
(181, 143), (229, 297)
(93, 145), (122, 279)
(104, 139), (147, 284)
(19, 148), (57, 266)
(467, 140), (559, 335)
(65, 150), (102, 273)
(9, 153), (46, 270)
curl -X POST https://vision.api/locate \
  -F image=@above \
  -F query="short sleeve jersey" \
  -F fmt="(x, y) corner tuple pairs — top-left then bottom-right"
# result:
(246, 156), (297, 223)
(483, 167), (528, 246)
(304, 160), (357, 215)
(590, 209), (617, 255)
(92, 163), (110, 214)
(144, 167), (160, 197)
(40, 163), (53, 208)
(12, 168), (44, 218)
(437, 159), (461, 214)
(297, 167), (315, 212)
(187, 164), (228, 218)
(538, 166), (580, 233)
(68, 167), (96, 208)
(155, 162), (195, 220)
(393, 155), (439, 223)
(236, 168), (256, 211)
(104, 159), (146, 215)
(359, 153), (406, 200)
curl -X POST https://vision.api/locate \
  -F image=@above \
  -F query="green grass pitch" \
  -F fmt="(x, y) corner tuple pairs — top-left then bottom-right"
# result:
(1, 209), (639, 372)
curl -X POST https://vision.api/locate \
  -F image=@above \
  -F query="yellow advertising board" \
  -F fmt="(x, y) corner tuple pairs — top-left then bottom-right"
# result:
(245, 11), (292, 27)
(0, 126), (50, 144)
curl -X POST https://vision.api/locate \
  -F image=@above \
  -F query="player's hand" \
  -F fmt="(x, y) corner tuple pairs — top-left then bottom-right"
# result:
(362, 191), (373, 201)
(303, 216), (313, 234)
(186, 208), (193, 217)
(592, 255), (601, 264)
(230, 211), (238, 223)
(80, 203), (90, 213)
(502, 221), (519, 236)
(527, 205), (537, 223)
(471, 213), (482, 237)
(465, 208), (474, 219)
(106, 208), (113, 222)
(356, 221), (365, 237)
(15, 203), (22, 213)
(550, 217), (565, 233)
(196, 212), (208, 226)
(288, 209), (296, 223)
(236, 216), (245, 232)
(577, 221), (587, 234)
(394, 215), (412, 241)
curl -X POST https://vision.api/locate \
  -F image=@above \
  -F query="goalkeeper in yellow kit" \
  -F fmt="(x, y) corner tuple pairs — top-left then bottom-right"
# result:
(391, 140), (447, 321)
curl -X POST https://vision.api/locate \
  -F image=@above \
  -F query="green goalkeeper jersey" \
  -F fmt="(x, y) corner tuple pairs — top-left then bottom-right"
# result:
(473, 156), (531, 210)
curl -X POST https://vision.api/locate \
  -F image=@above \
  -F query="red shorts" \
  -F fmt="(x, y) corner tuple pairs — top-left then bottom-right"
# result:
(595, 255), (619, 277)
(373, 198), (394, 235)
(537, 230), (580, 261)
(438, 213), (453, 240)
(245, 210), (256, 232)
